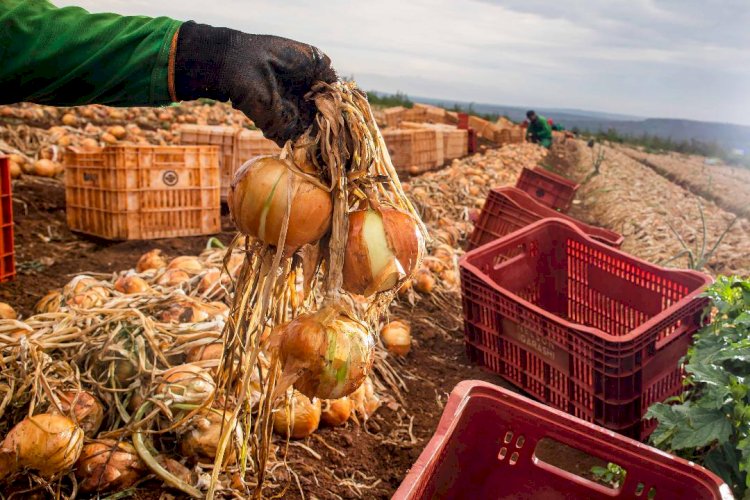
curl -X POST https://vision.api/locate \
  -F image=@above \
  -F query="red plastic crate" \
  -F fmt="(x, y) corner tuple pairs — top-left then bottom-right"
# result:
(516, 166), (580, 211)
(0, 158), (14, 282)
(459, 218), (711, 439)
(394, 381), (730, 500)
(468, 187), (623, 250)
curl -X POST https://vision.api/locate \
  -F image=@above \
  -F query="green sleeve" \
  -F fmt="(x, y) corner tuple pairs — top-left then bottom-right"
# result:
(0, 0), (182, 107)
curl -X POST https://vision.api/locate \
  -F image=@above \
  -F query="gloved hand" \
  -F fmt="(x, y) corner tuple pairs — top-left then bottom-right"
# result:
(174, 21), (337, 146)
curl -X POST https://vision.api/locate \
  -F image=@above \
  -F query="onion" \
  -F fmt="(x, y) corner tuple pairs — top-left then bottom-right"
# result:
(228, 156), (332, 251)
(156, 455), (193, 485)
(107, 125), (127, 140)
(272, 305), (375, 400)
(101, 132), (117, 144)
(157, 268), (190, 287)
(168, 256), (203, 274)
(343, 207), (424, 296)
(1, 413), (84, 478)
(272, 391), (321, 439)
(350, 376), (380, 421)
(186, 342), (223, 363)
(63, 275), (109, 308)
(0, 302), (16, 319)
(80, 137), (100, 150)
(157, 364), (215, 404)
(56, 390), (104, 436)
(114, 275), (151, 294)
(61, 113), (76, 126)
(76, 440), (145, 492)
(439, 269), (459, 288)
(178, 409), (239, 463)
(33, 159), (59, 177)
(136, 249), (167, 272)
(8, 159), (21, 178)
(321, 397), (352, 427)
(35, 291), (62, 314)
(159, 300), (225, 323)
(198, 268), (221, 293)
(380, 320), (411, 356)
(414, 269), (435, 294)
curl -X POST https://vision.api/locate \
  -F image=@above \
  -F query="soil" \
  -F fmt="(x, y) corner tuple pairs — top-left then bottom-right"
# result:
(1, 152), (633, 499)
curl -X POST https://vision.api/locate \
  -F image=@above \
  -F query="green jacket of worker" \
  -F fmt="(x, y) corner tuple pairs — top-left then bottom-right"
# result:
(0, 0), (337, 145)
(525, 111), (553, 148)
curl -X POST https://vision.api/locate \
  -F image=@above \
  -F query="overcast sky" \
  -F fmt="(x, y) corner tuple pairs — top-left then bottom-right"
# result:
(55, 0), (750, 125)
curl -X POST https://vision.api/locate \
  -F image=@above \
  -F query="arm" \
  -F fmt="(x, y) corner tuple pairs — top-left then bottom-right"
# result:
(0, 0), (180, 107)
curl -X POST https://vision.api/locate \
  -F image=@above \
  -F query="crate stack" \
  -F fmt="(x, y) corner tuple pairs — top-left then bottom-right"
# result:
(64, 146), (221, 240)
(179, 125), (280, 200)
(459, 167), (712, 442)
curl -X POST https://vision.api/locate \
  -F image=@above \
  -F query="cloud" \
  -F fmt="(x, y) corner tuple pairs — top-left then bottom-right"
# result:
(53, 0), (750, 125)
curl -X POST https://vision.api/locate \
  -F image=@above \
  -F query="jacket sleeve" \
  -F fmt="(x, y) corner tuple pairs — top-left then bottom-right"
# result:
(0, 0), (182, 107)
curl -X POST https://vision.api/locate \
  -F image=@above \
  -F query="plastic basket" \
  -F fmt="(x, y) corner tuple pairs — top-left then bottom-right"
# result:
(0, 158), (14, 282)
(394, 380), (732, 500)
(459, 218), (712, 439)
(64, 146), (221, 240)
(516, 167), (580, 211)
(468, 187), (623, 250)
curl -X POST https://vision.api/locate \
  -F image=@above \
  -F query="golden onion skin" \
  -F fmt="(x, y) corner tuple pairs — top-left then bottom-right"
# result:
(275, 307), (375, 400)
(2, 414), (84, 478)
(272, 391), (321, 439)
(343, 207), (424, 296)
(228, 156), (332, 251)
(321, 397), (352, 427)
(76, 440), (144, 493)
(57, 390), (105, 437)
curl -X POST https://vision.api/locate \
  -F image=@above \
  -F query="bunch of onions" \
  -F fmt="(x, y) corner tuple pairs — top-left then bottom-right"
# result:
(157, 364), (215, 405)
(35, 290), (62, 314)
(0, 414), (84, 478)
(343, 207), (424, 296)
(321, 397), (352, 427)
(63, 275), (109, 309)
(56, 390), (105, 436)
(136, 249), (167, 272)
(179, 408), (241, 463)
(272, 391), (321, 439)
(114, 274), (151, 294)
(380, 320), (411, 356)
(271, 305), (375, 400)
(0, 302), (16, 319)
(76, 439), (145, 493)
(228, 156), (332, 251)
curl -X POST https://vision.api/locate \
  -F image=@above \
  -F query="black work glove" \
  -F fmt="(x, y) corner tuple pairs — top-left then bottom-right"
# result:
(174, 21), (337, 146)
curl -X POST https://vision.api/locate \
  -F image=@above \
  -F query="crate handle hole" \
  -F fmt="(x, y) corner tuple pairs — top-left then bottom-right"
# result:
(515, 436), (525, 448)
(509, 452), (519, 465)
(535, 187), (546, 198)
(497, 447), (507, 461)
(647, 487), (656, 499)
(503, 431), (514, 444)
(533, 438), (626, 492)
(635, 482), (645, 496)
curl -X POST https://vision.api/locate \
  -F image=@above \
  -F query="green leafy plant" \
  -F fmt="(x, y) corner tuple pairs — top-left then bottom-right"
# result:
(591, 462), (627, 489)
(646, 276), (750, 496)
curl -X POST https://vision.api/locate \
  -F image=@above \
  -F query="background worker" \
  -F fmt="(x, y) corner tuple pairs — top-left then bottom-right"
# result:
(0, 0), (337, 146)
(525, 110), (553, 148)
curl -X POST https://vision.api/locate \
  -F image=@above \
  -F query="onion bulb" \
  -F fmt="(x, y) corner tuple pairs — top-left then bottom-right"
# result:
(33, 159), (59, 177)
(156, 455), (193, 485)
(8, 159), (21, 179)
(272, 305), (375, 400)
(272, 391), (321, 439)
(136, 249), (166, 272)
(35, 290), (62, 314)
(76, 440), (145, 492)
(228, 156), (332, 251)
(1, 413), (84, 478)
(157, 364), (215, 404)
(197, 268), (221, 293)
(321, 397), (352, 427)
(168, 256), (203, 274)
(107, 125), (127, 140)
(157, 268), (190, 287)
(63, 275), (109, 308)
(178, 409), (240, 463)
(159, 299), (226, 323)
(380, 320), (411, 356)
(0, 302), (16, 319)
(114, 275), (151, 294)
(186, 342), (223, 363)
(343, 207), (424, 296)
(350, 376), (380, 421)
(414, 269), (435, 294)
(56, 390), (104, 436)
(61, 113), (76, 126)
